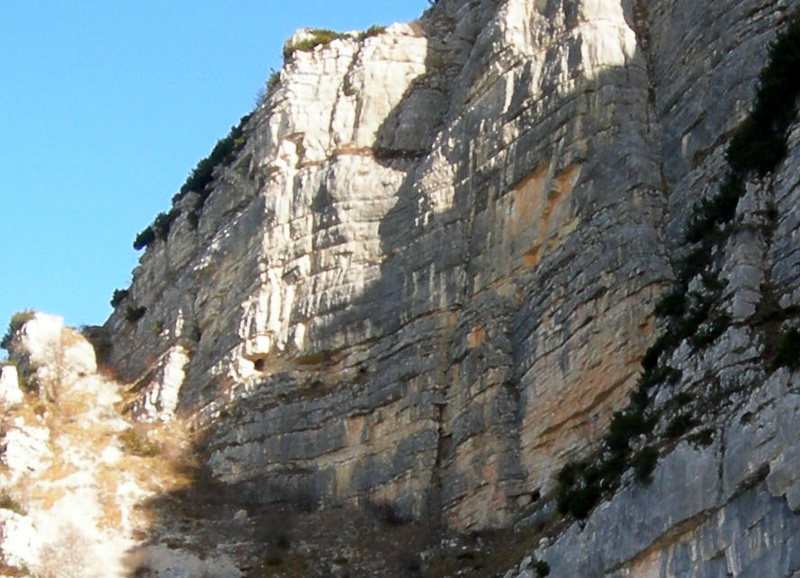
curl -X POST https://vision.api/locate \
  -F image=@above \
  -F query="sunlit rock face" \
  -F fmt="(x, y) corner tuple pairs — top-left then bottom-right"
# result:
(0, 364), (23, 407)
(105, 0), (800, 553)
(0, 315), (171, 578)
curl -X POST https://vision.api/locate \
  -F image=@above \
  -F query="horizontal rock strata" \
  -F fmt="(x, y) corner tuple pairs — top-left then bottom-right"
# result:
(105, 1), (800, 563)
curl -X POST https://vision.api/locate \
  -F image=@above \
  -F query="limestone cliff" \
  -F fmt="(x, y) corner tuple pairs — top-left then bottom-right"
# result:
(4, 0), (800, 575)
(108, 0), (670, 531)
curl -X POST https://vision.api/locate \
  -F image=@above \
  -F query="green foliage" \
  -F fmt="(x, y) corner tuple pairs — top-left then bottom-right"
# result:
(632, 446), (658, 485)
(700, 272), (727, 292)
(674, 391), (693, 407)
(685, 175), (744, 244)
(266, 69), (281, 96)
(534, 560), (551, 577)
(556, 406), (656, 519)
(360, 25), (387, 40)
(641, 333), (678, 372)
(133, 225), (156, 251)
(727, 14), (800, 176)
(640, 365), (682, 391)
(124, 305), (146, 323)
(1, 309), (34, 351)
(556, 329), (682, 518)
(774, 327), (800, 370)
(556, 460), (583, 488)
(0, 491), (26, 515)
(256, 69), (282, 106)
(655, 289), (686, 318)
(688, 428), (715, 447)
(665, 414), (697, 439)
(119, 427), (159, 457)
(153, 208), (181, 241)
(629, 383), (649, 412)
(180, 119), (247, 196)
(110, 289), (129, 308)
(650, 287), (728, 363)
(556, 475), (601, 520)
(689, 311), (732, 349)
(604, 410), (654, 454)
(553, 12), (800, 523)
(682, 9), (800, 249)
(675, 293), (713, 337)
(675, 244), (712, 284)
(175, 113), (252, 227)
(283, 28), (347, 59)
(134, 113), (251, 247)
(766, 201), (779, 222)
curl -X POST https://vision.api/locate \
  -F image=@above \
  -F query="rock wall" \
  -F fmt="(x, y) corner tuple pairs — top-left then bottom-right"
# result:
(105, 0), (800, 561)
(503, 0), (800, 573)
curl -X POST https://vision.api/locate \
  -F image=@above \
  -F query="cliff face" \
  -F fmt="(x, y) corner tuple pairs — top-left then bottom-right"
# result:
(100, 0), (800, 573)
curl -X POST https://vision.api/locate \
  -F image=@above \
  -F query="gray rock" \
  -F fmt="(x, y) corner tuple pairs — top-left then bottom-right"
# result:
(92, 0), (800, 575)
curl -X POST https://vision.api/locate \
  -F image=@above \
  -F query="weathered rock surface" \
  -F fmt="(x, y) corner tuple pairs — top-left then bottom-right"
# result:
(1, 419), (53, 485)
(106, 0), (670, 530)
(501, 370), (800, 577)
(128, 345), (190, 422)
(4, 312), (97, 400)
(0, 316), (205, 577)
(0, 365), (22, 407)
(74, 0), (800, 574)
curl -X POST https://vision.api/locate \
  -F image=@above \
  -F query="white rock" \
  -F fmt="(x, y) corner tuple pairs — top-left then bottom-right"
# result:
(131, 345), (190, 422)
(17, 312), (63, 370)
(0, 364), (23, 406)
(15, 312), (97, 395)
(10, 314), (97, 397)
(60, 330), (97, 383)
(0, 510), (42, 569)
(1, 421), (53, 484)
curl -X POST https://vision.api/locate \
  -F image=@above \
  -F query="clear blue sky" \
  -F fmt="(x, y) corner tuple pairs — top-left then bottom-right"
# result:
(0, 1), (428, 332)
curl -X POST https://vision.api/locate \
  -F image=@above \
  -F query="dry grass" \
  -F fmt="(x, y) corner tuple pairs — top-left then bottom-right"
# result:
(59, 327), (85, 347)
(37, 526), (92, 578)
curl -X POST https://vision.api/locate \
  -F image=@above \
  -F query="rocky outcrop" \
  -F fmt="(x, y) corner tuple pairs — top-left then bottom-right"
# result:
(85, 0), (800, 574)
(0, 315), (223, 578)
(0, 365), (22, 407)
(106, 0), (671, 530)
(4, 312), (97, 401)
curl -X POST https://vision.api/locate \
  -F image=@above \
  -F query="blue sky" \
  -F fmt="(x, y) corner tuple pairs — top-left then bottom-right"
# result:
(0, 1), (428, 332)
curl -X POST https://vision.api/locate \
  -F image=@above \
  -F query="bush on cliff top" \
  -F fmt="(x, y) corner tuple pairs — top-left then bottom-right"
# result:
(283, 28), (347, 59)
(360, 25), (387, 40)
(132, 225), (156, 251)
(178, 114), (250, 200)
(110, 288), (129, 308)
(133, 113), (252, 250)
(1, 309), (35, 351)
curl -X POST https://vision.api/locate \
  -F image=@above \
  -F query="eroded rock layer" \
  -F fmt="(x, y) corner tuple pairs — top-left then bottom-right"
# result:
(105, 0), (800, 559)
